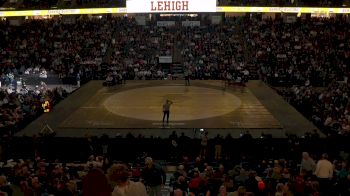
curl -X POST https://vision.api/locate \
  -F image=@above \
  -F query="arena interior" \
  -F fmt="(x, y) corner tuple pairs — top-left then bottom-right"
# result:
(0, 0), (350, 195)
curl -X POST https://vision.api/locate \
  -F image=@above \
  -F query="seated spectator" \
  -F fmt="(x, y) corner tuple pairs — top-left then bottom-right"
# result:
(103, 74), (116, 86)
(189, 170), (203, 194)
(173, 176), (188, 194)
(275, 183), (285, 196)
(82, 168), (111, 196)
(108, 164), (147, 196)
(232, 186), (247, 196)
(218, 185), (234, 196)
(235, 169), (248, 186)
(0, 176), (12, 196)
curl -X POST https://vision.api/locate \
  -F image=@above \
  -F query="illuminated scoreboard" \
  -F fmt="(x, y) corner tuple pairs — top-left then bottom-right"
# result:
(126, 0), (217, 13)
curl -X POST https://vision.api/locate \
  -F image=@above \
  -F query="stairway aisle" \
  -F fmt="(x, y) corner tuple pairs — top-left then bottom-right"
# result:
(102, 25), (119, 65)
(237, 17), (259, 80)
(170, 31), (185, 79)
(172, 31), (183, 63)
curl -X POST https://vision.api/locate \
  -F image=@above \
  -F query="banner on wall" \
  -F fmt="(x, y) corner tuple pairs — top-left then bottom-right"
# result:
(127, 0), (216, 13)
(8, 19), (22, 26)
(285, 15), (297, 23)
(211, 15), (221, 24)
(157, 21), (176, 27)
(62, 16), (76, 24)
(159, 56), (172, 63)
(182, 20), (200, 27)
(135, 15), (146, 25)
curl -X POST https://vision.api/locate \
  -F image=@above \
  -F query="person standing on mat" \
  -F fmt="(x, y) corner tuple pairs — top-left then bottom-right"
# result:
(162, 99), (173, 124)
(184, 69), (190, 86)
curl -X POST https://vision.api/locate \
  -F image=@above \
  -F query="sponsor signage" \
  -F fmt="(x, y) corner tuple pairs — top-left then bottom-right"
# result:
(181, 20), (200, 26)
(157, 21), (176, 26)
(159, 56), (172, 63)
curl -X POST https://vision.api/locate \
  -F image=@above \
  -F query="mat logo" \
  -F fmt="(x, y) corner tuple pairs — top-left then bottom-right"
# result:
(87, 121), (112, 126)
(152, 122), (185, 126)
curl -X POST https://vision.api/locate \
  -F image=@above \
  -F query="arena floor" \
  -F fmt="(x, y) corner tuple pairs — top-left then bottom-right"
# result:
(17, 80), (320, 138)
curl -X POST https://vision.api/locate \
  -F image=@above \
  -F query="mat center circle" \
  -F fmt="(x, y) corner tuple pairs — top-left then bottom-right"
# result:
(103, 86), (241, 121)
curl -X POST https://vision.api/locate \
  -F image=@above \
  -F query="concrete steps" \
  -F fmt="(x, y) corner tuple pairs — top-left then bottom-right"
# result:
(171, 63), (184, 78)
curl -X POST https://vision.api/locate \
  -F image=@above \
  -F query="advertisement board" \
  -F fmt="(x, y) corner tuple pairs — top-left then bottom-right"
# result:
(181, 20), (200, 26)
(127, 0), (216, 13)
(157, 21), (176, 26)
(135, 15), (146, 25)
(285, 15), (297, 23)
(211, 15), (221, 24)
(159, 56), (172, 63)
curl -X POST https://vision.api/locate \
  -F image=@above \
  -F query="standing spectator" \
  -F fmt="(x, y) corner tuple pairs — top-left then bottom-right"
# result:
(301, 152), (316, 178)
(108, 164), (147, 196)
(142, 157), (166, 196)
(314, 153), (333, 196)
(76, 73), (81, 88)
(214, 134), (223, 160)
(335, 162), (349, 196)
(199, 131), (208, 159)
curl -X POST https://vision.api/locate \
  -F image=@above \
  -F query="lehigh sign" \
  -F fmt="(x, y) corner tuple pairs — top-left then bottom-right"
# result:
(151, 1), (189, 11)
(126, 0), (216, 13)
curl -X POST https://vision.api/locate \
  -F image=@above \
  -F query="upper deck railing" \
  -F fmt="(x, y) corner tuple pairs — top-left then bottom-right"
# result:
(0, 6), (349, 17)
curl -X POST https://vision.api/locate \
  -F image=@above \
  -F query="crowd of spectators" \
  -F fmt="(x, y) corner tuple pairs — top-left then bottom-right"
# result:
(167, 152), (341, 196)
(244, 16), (349, 135)
(0, 131), (348, 196)
(1, 16), (251, 86)
(1, 13), (350, 196)
(0, 17), (119, 136)
(0, 82), (68, 135)
(106, 17), (250, 83)
(108, 19), (170, 80)
(1, 16), (349, 135)
(0, 17), (117, 85)
(281, 81), (350, 137)
(15, 0), (59, 9)
(245, 17), (349, 87)
(180, 20), (249, 82)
